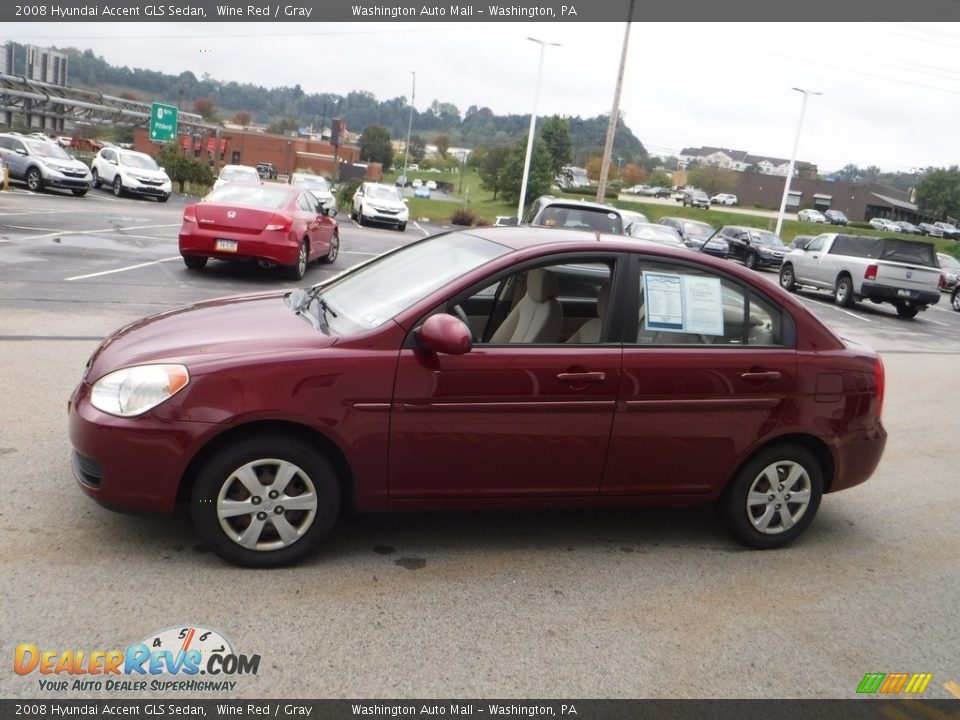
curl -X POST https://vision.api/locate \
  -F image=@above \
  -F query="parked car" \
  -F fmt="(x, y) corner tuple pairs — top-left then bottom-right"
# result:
(918, 223), (944, 238)
(896, 221), (921, 235)
(69, 226), (888, 567)
(647, 186), (671, 198)
(414, 186), (431, 198)
(658, 217), (716, 251)
(90, 147), (172, 201)
(0, 133), (92, 195)
(868, 217), (901, 233)
(710, 193), (738, 206)
(937, 252), (960, 292)
(779, 233), (942, 318)
(521, 196), (625, 235)
(425, 180), (438, 191)
(797, 209), (827, 224)
(718, 226), (789, 270)
(682, 189), (711, 209)
(256, 162), (277, 180)
(288, 172), (335, 209)
(394, 175), (409, 187)
(824, 210), (849, 226)
(351, 182), (409, 231)
(934, 221), (960, 239)
(213, 164), (260, 191)
(627, 184), (651, 195)
(411, 179), (423, 188)
(619, 209), (650, 232)
(178, 183), (339, 280)
(493, 216), (518, 227)
(789, 235), (816, 251)
(952, 283), (960, 311)
(626, 222), (687, 249)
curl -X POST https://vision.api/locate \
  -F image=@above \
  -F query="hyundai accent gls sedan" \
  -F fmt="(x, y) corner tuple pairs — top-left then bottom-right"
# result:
(69, 227), (887, 567)
(179, 183), (339, 280)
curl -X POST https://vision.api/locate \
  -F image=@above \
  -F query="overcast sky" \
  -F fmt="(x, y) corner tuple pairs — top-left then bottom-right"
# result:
(7, 21), (960, 173)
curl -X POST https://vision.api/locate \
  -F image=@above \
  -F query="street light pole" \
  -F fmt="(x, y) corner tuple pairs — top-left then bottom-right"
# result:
(775, 87), (822, 236)
(401, 71), (416, 189)
(517, 37), (560, 220)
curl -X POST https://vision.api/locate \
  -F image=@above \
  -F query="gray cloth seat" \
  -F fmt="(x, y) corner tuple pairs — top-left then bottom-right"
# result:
(567, 285), (610, 344)
(490, 268), (563, 343)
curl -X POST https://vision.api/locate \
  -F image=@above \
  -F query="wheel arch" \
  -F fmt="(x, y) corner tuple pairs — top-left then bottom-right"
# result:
(723, 432), (836, 496)
(177, 419), (356, 514)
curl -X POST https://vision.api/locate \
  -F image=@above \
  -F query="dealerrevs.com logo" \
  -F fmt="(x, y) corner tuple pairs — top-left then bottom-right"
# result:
(14, 625), (261, 693)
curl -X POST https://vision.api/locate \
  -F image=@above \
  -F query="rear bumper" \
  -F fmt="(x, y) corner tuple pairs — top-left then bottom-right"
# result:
(179, 227), (300, 266)
(829, 422), (888, 493)
(859, 282), (940, 306)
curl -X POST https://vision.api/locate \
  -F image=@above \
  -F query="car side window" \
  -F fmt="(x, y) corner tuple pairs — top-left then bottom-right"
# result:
(0, 137), (11, 150)
(634, 260), (786, 347)
(450, 261), (615, 346)
(806, 237), (826, 252)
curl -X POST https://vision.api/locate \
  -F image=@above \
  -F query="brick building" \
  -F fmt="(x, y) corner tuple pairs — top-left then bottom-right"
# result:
(133, 127), (380, 181)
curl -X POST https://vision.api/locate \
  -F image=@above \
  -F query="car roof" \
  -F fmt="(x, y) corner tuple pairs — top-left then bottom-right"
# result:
(535, 196), (621, 214)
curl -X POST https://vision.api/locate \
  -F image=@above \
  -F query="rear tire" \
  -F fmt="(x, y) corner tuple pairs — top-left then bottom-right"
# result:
(287, 241), (308, 280)
(190, 435), (340, 568)
(895, 302), (919, 319)
(182, 255), (207, 270)
(779, 264), (797, 292)
(834, 275), (855, 307)
(718, 444), (823, 549)
(320, 232), (339, 264)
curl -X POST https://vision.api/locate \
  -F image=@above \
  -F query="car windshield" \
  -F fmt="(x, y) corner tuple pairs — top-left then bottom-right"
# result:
(25, 140), (71, 159)
(683, 221), (714, 238)
(317, 233), (511, 334)
(292, 176), (330, 194)
(367, 185), (402, 202)
(749, 230), (786, 247)
(205, 184), (291, 209)
(119, 153), (159, 170)
(221, 167), (259, 181)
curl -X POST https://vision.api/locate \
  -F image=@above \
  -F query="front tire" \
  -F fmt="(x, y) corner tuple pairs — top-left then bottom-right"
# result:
(952, 288), (960, 312)
(112, 176), (124, 197)
(779, 264), (797, 292)
(158, 194), (170, 203)
(834, 275), (855, 307)
(72, 188), (88, 197)
(744, 252), (758, 271)
(190, 435), (340, 568)
(91, 168), (102, 189)
(397, 222), (407, 232)
(718, 444), (823, 549)
(320, 232), (339, 264)
(26, 167), (43, 192)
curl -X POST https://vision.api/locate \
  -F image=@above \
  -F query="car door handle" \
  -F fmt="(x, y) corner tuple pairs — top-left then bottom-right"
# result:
(739, 371), (782, 382)
(556, 371), (606, 383)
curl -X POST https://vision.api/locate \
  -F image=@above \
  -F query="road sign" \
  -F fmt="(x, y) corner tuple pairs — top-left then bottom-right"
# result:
(149, 102), (178, 143)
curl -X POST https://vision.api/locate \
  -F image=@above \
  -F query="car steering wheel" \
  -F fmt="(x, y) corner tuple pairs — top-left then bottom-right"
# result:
(450, 304), (476, 342)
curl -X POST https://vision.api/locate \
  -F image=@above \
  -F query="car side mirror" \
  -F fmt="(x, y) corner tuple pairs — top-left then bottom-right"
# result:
(403, 198), (409, 204)
(416, 314), (472, 355)
(109, 159), (118, 165)
(324, 206), (338, 218)
(159, 166), (165, 172)
(15, 148), (27, 155)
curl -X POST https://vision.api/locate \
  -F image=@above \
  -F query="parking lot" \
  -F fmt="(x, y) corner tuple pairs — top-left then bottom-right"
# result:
(2, 187), (959, 699)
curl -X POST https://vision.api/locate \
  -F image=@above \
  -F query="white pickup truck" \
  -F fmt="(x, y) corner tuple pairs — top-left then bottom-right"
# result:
(778, 233), (942, 318)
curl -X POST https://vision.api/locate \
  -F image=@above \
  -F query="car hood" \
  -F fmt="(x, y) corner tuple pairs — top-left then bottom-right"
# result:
(122, 166), (169, 181)
(43, 157), (90, 173)
(365, 197), (405, 210)
(84, 292), (337, 382)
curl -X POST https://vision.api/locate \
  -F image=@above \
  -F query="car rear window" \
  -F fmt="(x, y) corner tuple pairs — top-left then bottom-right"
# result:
(206, 184), (291, 209)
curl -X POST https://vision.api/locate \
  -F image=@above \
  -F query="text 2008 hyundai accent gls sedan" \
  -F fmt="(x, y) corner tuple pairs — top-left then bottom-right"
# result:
(69, 227), (887, 567)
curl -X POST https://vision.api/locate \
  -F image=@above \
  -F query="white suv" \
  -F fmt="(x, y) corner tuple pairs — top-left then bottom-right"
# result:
(91, 148), (172, 201)
(351, 182), (409, 231)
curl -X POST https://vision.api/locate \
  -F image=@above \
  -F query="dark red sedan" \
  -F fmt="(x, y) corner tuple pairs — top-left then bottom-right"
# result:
(69, 228), (887, 567)
(179, 183), (340, 280)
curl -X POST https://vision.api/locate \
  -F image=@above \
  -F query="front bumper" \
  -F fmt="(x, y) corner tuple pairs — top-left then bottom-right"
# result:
(365, 207), (408, 226)
(43, 169), (92, 190)
(122, 177), (172, 197)
(68, 382), (215, 513)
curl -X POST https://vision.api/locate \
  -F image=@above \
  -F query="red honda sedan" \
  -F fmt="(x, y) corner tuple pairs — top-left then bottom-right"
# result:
(69, 228), (887, 567)
(178, 183), (340, 280)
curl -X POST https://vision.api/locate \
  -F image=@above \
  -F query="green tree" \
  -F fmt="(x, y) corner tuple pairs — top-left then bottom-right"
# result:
(500, 137), (554, 207)
(267, 117), (299, 135)
(408, 134), (426, 164)
(477, 145), (512, 200)
(648, 170), (673, 187)
(916, 166), (960, 220)
(687, 165), (739, 196)
(155, 145), (214, 193)
(539, 115), (573, 176)
(358, 125), (393, 168)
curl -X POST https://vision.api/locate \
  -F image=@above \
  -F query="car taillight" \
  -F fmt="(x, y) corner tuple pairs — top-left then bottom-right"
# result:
(874, 356), (885, 418)
(864, 264), (878, 281)
(183, 206), (197, 223)
(939, 274), (945, 289)
(265, 214), (291, 232)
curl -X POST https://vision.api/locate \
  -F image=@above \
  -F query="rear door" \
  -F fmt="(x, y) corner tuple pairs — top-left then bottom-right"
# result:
(602, 257), (797, 497)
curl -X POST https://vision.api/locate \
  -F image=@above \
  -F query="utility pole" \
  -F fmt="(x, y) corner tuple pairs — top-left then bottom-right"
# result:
(401, 71), (416, 188)
(517, 37), (561, 219)
(774, 87), (822, 236)
(596, 0), (635, 204)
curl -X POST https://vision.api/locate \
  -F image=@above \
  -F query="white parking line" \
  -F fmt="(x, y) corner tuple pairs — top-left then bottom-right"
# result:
(341, 250), (380, 257)
(23, 223), (181, 241)
(0, 209), (73, 217)
(412, 220), (429, 236)
(923, 317), (951, 327)
(796, 295), (873, 322)
(65, 256), (181, 281)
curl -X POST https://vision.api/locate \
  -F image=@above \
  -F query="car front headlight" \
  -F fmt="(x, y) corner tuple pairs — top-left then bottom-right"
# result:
(90, 364), (189, 417)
